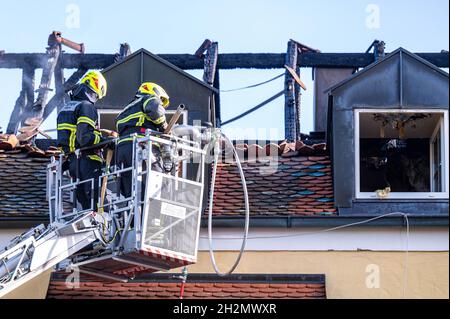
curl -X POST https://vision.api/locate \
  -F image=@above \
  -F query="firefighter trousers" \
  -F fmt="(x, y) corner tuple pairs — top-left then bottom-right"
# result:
(116, 141), (162, 199)
(68, 154), (103, 211)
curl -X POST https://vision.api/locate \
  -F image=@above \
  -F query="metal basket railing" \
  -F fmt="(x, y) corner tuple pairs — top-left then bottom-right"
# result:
(47, 131), (206, 261)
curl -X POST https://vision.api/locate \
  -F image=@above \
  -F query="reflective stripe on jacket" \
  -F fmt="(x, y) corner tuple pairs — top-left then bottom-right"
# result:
(57, 99), (104, 155)
(116, 95), (166, 143)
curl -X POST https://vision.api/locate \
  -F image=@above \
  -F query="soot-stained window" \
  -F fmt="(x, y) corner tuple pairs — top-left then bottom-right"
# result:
(356, 110), (448, 199)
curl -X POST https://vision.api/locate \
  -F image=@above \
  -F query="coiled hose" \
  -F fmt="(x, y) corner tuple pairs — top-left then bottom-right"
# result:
(207, 132), (250, 276)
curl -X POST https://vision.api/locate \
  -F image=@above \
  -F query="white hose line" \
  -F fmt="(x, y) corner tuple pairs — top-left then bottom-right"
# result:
(207, 133), (250, 276)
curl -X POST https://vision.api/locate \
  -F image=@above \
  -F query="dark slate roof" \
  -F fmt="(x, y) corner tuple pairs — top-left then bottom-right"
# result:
(47, 273), (326, 299)
(0, 148), (50, 217)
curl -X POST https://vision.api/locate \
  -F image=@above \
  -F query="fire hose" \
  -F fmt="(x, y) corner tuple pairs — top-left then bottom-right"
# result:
(171, 124), (250, 276)
(207, 131), (250, 276)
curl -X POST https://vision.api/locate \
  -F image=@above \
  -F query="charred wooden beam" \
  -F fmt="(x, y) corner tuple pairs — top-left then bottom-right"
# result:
(49, 31), (85, 53)
(0, 52), (448, 70)
(213, 66), (221, 127)
(297, 53), (372, 69)
(26, 44), (61, 121)
(203, 42), (218, 85)
(201, 42), (221, 127)
(0, 53), (115, 69)
(294, 64), (302, 140)
(114, 43), (132, 63)
(195, 39), (213, 58)
(284, 41), (298, 141)
(54, 56), (64, 95)
(216, 53), (285, 69)
(292, 42), (316, 139)
(0, 53), (50, 69)
(175, 52), (449, 69)
(159, 54), (204, 69)
(374, 40), (386, 61)
(415, 52), (449, 67)
(54, 49), (65, 112)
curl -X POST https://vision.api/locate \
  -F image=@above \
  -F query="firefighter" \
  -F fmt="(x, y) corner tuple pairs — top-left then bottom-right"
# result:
(116, 82), (170, 198)
(57, 70), (114, 210)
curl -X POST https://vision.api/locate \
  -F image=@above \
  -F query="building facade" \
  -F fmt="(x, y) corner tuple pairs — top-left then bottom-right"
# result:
(0, 48), (448, 299)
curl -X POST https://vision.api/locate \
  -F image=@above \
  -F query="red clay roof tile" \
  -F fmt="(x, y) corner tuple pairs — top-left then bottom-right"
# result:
(47, 274), (326, 300)
(207, 151), (336, 217)
(1, 140), (336, 219)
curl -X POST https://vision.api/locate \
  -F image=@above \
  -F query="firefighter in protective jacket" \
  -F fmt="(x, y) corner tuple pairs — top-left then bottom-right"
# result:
(116, 82), (170, 198)
(56, 70), (111, 210)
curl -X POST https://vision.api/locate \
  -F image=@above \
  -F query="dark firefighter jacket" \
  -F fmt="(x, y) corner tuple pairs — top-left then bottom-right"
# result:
(116, 95), (167, 144)
(57, 86), (104, 161)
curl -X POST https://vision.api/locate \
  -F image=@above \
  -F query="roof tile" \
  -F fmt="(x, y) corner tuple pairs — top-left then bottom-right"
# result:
(207, 150), (337, 218)
(0, 149), (50, 218)
(47, 274), (326, 299)
(1, 141), (336, 220)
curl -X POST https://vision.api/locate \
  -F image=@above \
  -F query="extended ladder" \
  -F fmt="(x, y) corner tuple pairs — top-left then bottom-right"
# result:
(0, 212), (104, 298)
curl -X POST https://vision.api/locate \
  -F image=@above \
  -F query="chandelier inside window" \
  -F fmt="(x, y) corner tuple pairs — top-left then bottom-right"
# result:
(372, 113), (430, 139)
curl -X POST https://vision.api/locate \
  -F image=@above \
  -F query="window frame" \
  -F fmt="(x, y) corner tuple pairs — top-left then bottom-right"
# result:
(354, 108), (449, 200)
(430, 116), (444, 192)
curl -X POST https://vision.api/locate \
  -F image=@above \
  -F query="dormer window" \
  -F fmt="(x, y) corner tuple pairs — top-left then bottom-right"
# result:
(320, 48), (448, 215)
(355, 109), (449, 199)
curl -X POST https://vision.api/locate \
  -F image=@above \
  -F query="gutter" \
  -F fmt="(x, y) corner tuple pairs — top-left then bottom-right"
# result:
(1, 215), (447, 230)
(201, 215), (449, 228)
(51, 272), (326, 284)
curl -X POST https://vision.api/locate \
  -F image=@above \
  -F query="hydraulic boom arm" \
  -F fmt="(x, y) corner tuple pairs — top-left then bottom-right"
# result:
(0, 211), (104, 298)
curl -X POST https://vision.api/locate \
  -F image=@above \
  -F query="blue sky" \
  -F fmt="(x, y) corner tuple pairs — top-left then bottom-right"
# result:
(0, 0), (448, 139)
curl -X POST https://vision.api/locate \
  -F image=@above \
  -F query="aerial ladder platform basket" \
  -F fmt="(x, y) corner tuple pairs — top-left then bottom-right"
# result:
(48, 132), (208, 281)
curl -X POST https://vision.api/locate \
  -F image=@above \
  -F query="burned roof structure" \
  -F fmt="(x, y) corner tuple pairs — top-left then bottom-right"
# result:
(0, 37), (448, 228)
(0, 34), (449, 300)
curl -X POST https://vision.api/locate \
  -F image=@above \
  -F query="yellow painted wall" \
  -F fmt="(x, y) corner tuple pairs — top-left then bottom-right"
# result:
(1, 251), (447, 299)
(1, 228), (447, 298)
(2, 269), (52, 299)
(183, 251), (449, 299)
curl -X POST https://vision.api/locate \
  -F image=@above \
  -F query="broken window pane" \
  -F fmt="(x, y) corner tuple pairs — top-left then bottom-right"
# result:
(358, 112), (445, 194)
